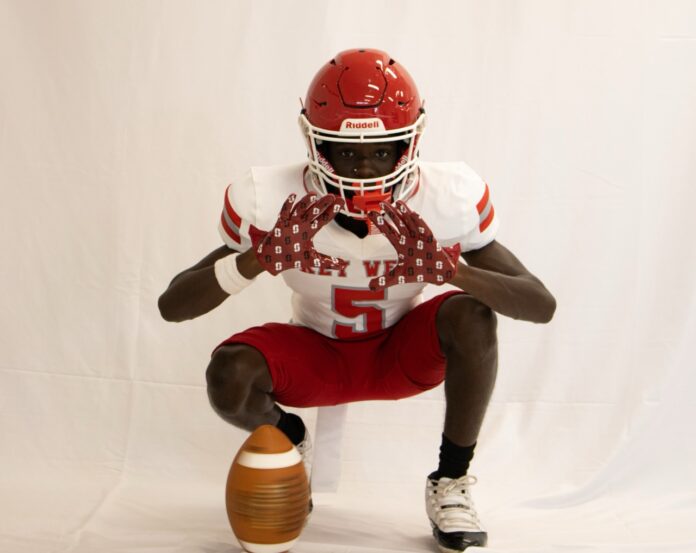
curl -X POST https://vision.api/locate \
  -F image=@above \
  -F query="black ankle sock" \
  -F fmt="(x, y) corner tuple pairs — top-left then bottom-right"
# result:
(436, 433), (476, 479)
(275, 410), (306, 446)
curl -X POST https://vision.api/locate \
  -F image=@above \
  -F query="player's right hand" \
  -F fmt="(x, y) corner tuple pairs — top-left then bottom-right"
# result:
(248, 193), (348, 276)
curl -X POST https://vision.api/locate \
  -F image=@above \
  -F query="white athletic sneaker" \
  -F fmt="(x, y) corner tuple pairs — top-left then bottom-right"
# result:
(296, 430), (313, 482)
(425, 472), (488, 552)
(296, 430), (313, 517)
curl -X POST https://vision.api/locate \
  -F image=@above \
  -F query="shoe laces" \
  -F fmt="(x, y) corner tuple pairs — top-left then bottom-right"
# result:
(296, 434), (312, 460)
(433, 474), (482, 531)
(442, 474), (478, 496)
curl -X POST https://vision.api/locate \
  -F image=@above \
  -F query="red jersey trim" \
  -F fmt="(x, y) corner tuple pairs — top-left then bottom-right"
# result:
(480, 205), (495, 232)
(220, 213), (241, 244)
(224, 185), (242, 227)
(476, 183), (495, 232)
(476, 183), (490, 214)
(221, 184), (242, 244)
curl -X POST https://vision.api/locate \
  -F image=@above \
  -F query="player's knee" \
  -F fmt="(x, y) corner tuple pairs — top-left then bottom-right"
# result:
(206, 345), (268, 415)
(437, 295), (497, 354)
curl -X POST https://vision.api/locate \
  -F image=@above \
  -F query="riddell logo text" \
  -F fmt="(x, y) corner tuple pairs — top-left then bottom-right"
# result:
(344, 120), (380, 129)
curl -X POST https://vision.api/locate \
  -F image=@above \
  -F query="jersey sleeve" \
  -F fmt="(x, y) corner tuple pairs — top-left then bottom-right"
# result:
(459, 180), (499, 252)
(217, 171), (256, 251)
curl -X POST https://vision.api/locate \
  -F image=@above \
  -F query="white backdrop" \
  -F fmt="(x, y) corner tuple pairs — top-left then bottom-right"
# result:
(1, 1), (695, 552)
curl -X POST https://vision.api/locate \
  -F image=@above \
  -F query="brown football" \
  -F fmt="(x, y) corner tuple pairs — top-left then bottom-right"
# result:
(226, 425), (309, 553)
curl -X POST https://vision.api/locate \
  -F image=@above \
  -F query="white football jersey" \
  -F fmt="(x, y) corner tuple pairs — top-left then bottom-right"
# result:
(218, 162), (498, 339)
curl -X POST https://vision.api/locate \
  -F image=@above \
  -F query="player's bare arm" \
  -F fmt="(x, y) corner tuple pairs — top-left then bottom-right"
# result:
(158, 246), (263, 322)
(158, 193), (345, 323)
(368, 200), (555, 324)
(455, 240), (555, 323)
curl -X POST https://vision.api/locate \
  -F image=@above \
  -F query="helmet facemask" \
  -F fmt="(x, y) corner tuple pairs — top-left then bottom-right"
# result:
(299, 111), (426, 220)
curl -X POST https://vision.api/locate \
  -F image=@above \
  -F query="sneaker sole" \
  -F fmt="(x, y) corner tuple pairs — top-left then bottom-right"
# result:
(429, 519), (487, 551)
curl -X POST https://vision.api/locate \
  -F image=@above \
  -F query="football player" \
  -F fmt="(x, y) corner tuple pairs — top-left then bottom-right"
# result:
(159, 49), (556, 552)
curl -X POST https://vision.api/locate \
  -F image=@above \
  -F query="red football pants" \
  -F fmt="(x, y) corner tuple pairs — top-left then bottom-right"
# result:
(214, 291), (463, 408)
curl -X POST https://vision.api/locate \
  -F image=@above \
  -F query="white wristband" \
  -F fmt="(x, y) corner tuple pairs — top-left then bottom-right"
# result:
(214, 253), (255, 295)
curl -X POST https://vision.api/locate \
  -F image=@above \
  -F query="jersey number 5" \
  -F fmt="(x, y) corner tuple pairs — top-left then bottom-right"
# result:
(332, 286), (386, 339)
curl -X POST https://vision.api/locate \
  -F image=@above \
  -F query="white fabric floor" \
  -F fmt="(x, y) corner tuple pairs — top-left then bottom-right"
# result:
(2, 1), (696, 552)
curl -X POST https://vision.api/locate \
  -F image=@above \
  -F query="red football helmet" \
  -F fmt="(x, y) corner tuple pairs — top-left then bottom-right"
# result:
(299, 48), (426, 219)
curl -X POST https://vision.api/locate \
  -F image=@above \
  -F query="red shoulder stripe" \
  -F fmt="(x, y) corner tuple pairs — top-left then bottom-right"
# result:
(220, 212), (241, 243)
(476, 183), (490, 214)
(479, 205), (495, 232)
(223, 185), (242, 227)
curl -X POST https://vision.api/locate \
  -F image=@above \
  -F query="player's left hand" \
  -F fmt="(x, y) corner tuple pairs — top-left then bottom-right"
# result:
(367, 201), (461, 290)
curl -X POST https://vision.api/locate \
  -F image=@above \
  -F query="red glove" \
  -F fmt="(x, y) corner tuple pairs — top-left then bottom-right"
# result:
(367, 201), (461, 290)
(249, 193), (347, 276)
